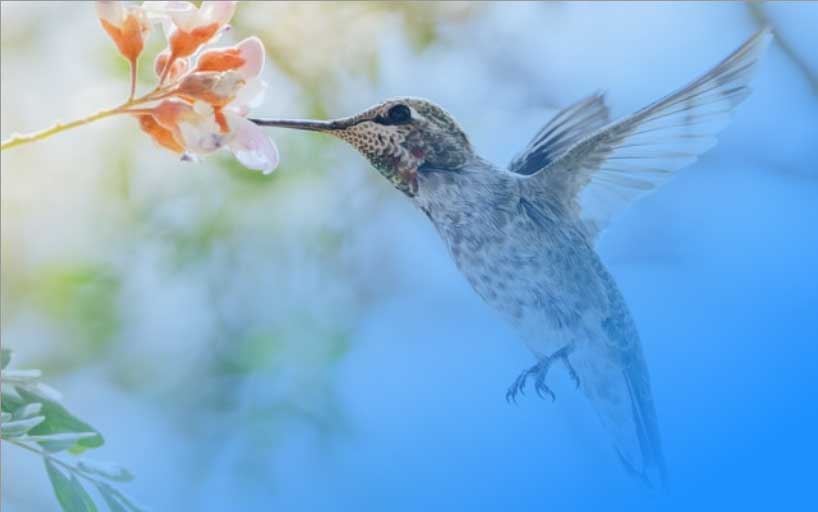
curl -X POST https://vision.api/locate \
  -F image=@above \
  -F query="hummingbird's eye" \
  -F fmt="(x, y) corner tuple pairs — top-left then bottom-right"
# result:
(386, 104), (411, 124)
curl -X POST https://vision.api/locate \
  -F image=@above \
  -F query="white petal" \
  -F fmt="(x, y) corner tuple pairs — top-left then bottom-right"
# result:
(225, 114), (279, 174)
(141, 1), (192, 16)
(192, 100), (214, 117)
(142, 1), (196, 31)
(165, 1), (199, 31)
(235, 36), (265, 80)
(177, 107), (224, 154)
(231, 78), (267, 112)
(200, 1), (236, 26)
(179, 124), (225, 154)
(96, 1), (127, 25)
(125, 5), (151, 31)
(211, 71), (244, 98)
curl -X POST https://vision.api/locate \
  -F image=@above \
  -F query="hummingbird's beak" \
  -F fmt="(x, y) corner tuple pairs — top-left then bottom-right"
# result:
(249, 117), (354, 133)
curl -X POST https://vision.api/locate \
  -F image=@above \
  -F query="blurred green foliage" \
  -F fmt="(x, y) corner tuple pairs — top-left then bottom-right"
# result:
(1, 349), (142, 511)
(30, 266), (121, 353)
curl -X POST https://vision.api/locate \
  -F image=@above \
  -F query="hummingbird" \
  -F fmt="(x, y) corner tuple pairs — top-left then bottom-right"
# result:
(252, 29), (771, 486)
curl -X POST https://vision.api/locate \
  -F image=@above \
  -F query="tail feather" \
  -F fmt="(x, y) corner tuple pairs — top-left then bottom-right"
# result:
(622, 358), (667, 488)
(574, 340), (666, 489)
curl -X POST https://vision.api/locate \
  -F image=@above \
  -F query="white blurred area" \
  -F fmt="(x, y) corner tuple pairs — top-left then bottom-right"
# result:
(2, 2), (818, 511)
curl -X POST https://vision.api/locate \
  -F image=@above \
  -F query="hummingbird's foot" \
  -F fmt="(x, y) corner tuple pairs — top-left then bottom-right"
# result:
(549, 345), (580, 388)
(505, 358), (555, 404)
(560, 352), (580, 389)
(505, 345), (580, 404)
(532, 365), (557, 402)
(505, 366), (536, 404)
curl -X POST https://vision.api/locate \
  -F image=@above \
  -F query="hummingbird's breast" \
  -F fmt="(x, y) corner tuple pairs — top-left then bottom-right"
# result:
(418, 166), (613, 356)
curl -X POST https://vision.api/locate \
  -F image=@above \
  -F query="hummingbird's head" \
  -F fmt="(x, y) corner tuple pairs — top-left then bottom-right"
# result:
(252, 97), (474, 196)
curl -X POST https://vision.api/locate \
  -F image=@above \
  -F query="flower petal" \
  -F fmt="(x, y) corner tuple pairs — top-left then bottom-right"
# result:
(168, 22), (220, 58)
(229, 77), (267, 113)
(137, 115), (184, 153)
(144, 0), (199, 31)
(149, 99), (193, 130)
(177, 102), (225, 154)
(195, 47), (245, 73)
(200, 1), (237, 26)
(154, 50), (189, 81)
(235, 36), (265, 80)
(176, 71), (244, 106)
(141, 1), (186, 37)
(98, 4), (149, 64)
(96, 1), (126, 25)
(225, 113), (279, 174)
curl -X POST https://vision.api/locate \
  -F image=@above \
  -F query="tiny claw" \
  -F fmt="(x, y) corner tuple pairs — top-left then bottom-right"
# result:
(561, 355), (581, 389)
(534, 372), (556, 402)
(505, 384), (515, 404)
(534, 383), (555, 402)
(518, 374), (528, 396)
(506, 346), (581, 404)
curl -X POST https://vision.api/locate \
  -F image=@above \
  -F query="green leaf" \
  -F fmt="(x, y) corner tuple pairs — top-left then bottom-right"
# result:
(96, 482), (144, 512)
(26, 432), (99, 452)
(1, 348), (11, 369)
(2, 387), (25, 413)
(78, 459), (134, 483)
(1, 368), (43, 384)
(13, 402), (43, 420)
(71, 474), (99, 512)
(95, 483), (129, 512)
(16, 387), (104, 451)
(68, 443), (92, 456)
(45, 459), (96, 512)
(1, 415), (45, 437)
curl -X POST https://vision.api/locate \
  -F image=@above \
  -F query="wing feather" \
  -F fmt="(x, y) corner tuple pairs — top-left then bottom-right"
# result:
(521, 29), (772, 237)
(509, 93), (610, 175)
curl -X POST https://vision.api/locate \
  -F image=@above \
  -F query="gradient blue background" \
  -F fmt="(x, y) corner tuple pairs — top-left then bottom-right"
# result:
(2, 2), (817, 511)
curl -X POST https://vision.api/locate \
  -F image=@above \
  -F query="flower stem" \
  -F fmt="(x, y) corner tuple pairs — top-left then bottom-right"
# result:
(5, 438), (108, 488)
(157, 53), (176, 87)
(129, 59), (138, 102)
(1, 107), (124, 151)
(0, 88), (168, 151)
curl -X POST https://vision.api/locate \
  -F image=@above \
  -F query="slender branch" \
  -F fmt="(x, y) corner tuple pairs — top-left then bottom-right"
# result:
(1, 106), (126, 151)
(4, 438), (109, 488)
(0, 87), (172, 151)
(747, 0), (818, 95)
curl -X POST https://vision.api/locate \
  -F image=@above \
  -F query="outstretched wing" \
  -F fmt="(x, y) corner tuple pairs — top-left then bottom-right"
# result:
(521, 29), (772, 237)
(509, 93), (610, 176)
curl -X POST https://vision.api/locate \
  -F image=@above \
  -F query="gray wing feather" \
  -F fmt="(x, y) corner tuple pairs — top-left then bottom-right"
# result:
(521, 29), (772, 238)
(509, 93), (610, 176)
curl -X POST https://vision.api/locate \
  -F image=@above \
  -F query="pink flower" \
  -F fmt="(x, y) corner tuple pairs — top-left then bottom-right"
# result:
(135, 36), (278, 176)
(96, 1), (151, 98)
(150, 36), (278, 173)
(148, 1), (237, 83)
(138, 99), (278, 174)
(95, 2), (277, 173)
(173, 36), (266, 112)
(195, 35), (264, 79)
(159, 0), (236, 35)
(137, 112), (185, 154)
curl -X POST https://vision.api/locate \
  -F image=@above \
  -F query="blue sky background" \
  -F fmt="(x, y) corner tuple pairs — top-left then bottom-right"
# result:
(2, 2), (817, 511)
